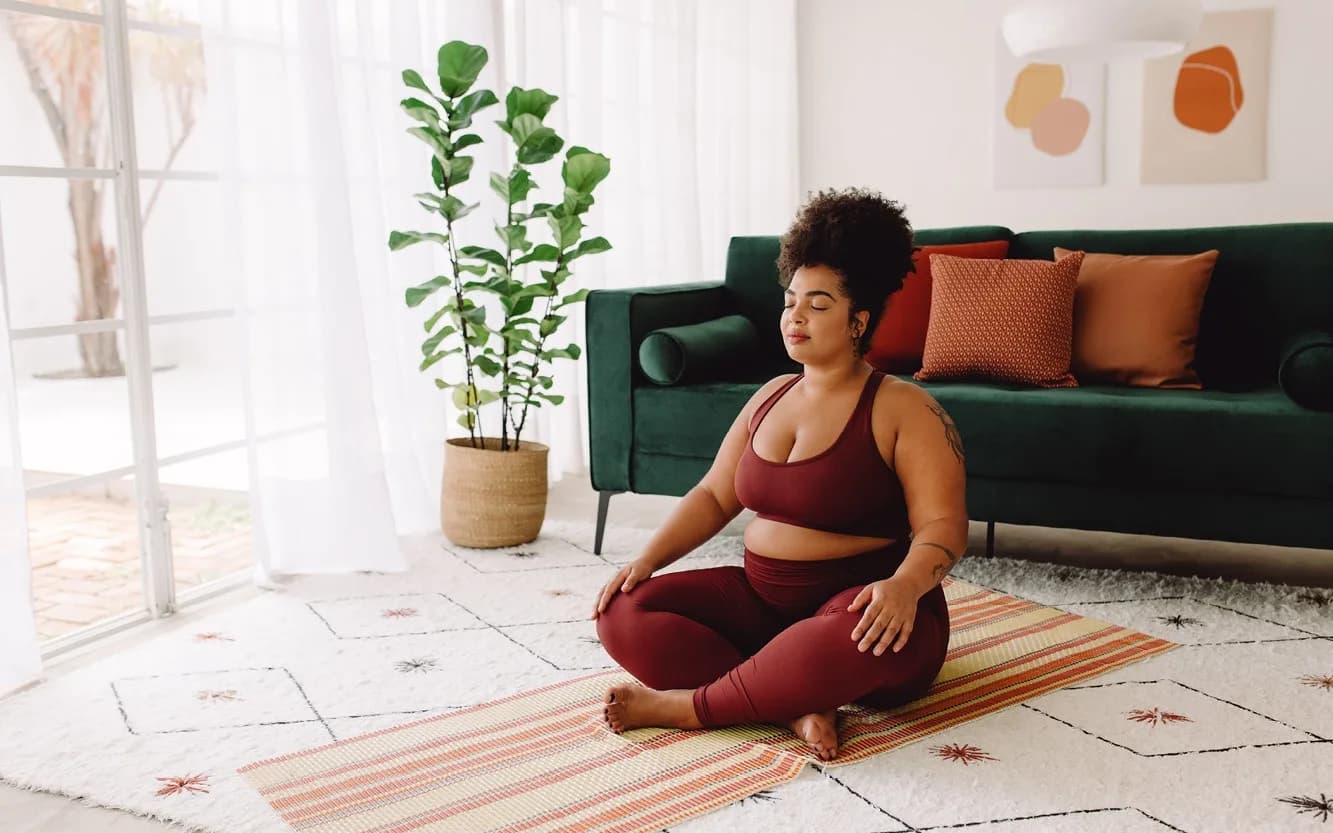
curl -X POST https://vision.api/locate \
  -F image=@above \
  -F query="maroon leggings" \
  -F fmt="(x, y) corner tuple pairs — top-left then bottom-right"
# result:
(595, 542), (950, 727)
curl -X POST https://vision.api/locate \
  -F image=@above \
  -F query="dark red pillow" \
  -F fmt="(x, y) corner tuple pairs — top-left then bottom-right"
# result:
(866, 240), (1011, 373)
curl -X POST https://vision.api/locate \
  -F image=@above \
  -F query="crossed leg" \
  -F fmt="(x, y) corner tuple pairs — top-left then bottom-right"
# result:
(596, 569), (947, 760)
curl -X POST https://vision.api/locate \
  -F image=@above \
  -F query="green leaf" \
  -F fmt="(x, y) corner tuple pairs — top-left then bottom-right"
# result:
(422, 326), (455, 355)
(401, 97), (439, 125)
(437, 41), (488, 98)
(562, 186), (594, 215)
(508, 169), (534, 204)
(556, 287), (591, 307)
(457, 412), (476, 430)
(423, 307), (449, 333)
(510, 114), (543, 148)
(461, 306), (487, 326)
(539, 314), (566, 337)
(535, 392), (565, 406)
(405, 274), (452, 307)
(505, 87), (559, 125)
(407, 126), (450, 162)
(402, 69), (432, 95)
(419, 348), (460, 372)
(515, 284), (557, 300)
(448, 155), (475, 183)
(390, 230), (449, 252)
(431, 156), (446, 190)
(489, 172), (510, 203)
(476, 388), (501, 405)
(459, 246), (507, 268)
(414, 192), (447, 214)
(541, 344), (581, 361)
(564, 149), (610, 194)
(569, 236), (611, 261)
(474, 355), (502, 376)
(441, 195), (480, 222)
(513, 243), (559, 267)
(452, 383), (480, 410)
(517, 126), (564, 166)
(452, 89), (498, 124)
(494, 223), (530, 252)
(434, 378), (452, 390)
(537, 375), (555, 389)
(547, 214), (583, 249)
(453, 133), (483, 151)
(541, 266), (572, 286)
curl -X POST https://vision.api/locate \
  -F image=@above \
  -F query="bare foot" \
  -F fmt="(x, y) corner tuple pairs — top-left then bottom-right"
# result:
(788, 710), (840, 761)
(602, 684), (703, 733)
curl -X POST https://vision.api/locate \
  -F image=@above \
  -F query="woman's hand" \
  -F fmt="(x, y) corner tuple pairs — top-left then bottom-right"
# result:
(591, 559), (655, 619)
(846, 577), (920, 655)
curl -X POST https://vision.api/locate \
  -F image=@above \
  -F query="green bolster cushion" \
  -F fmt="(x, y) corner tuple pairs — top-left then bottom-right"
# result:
(638, 314), (760, 385)
(1278, 329), (1333, 411)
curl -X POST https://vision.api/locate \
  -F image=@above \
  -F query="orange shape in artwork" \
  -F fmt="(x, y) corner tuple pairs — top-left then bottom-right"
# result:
(1005, 63), (1064, 128)
(1174, 45), (1245, 133)
(1030, 97), (1090, 156)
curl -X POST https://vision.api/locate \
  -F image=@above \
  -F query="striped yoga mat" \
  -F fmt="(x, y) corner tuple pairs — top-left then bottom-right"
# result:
(239, 577), (1177, 832)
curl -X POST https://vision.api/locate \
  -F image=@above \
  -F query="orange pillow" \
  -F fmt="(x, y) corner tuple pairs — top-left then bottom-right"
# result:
(1055, 247), (1218, 389)
(914, 251), (1084, 387)
(866, 240), (1010, 373)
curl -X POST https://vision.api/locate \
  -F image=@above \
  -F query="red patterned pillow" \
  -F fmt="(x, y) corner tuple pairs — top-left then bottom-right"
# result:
(914, 251), (1084, 387)
(866, 239), (1011, 374)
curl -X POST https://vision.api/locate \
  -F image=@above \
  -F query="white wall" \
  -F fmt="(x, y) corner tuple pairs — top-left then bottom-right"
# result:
(797, 0), (1333, 231)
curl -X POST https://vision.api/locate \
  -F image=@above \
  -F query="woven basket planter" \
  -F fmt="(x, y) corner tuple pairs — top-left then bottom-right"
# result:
(441, 437), (549, 548)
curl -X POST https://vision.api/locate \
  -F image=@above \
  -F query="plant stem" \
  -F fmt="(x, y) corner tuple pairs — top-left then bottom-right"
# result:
(512, 251), (567, 446)
(499, 163), (519, 451)
(440, 101), (479, 448)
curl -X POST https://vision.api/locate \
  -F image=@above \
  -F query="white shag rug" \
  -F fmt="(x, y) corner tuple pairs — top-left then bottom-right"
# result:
(0, 520), (1331, 833)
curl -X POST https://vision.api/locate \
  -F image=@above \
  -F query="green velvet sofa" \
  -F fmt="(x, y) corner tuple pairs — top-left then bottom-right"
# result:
(585, 222), (1333, 556)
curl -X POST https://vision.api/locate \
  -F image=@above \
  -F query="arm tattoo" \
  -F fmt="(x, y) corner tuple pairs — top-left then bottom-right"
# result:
(914, 541), (961, 582)
(927, 402), (965, 464)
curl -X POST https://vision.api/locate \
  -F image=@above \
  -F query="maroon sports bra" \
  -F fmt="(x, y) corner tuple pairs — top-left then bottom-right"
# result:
(734, 370), (909, 540)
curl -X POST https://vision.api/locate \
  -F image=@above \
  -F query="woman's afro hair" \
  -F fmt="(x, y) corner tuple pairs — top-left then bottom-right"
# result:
(776, 187), (916, 355)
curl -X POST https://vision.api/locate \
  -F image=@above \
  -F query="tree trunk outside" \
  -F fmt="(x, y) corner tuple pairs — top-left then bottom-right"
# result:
(68, 178), (123, 377)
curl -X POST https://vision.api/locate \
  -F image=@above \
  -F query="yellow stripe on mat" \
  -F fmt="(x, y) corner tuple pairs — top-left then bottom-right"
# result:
(239, 578), (1177, 832)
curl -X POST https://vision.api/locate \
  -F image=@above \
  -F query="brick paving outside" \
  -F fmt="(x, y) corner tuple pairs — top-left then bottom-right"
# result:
(27, 491), (253, 642)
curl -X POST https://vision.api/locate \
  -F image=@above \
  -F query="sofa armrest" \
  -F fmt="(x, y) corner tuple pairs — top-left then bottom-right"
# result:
(585, 281), (733, 492)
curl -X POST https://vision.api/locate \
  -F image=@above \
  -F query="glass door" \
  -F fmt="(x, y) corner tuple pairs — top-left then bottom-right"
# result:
(0, 0), (251, 652)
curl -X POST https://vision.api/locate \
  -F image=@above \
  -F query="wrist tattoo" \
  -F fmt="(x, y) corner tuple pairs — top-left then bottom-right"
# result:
(913, 541), (961, 582)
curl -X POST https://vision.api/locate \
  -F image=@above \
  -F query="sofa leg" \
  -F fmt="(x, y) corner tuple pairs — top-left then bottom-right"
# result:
(595, 490), (621, 555)
(986, 521), (996, 558)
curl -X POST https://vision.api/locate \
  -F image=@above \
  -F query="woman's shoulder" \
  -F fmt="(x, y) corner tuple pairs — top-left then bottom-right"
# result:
(871, 373), (945, 426)
(740, 373), (800, 428)
(755, 372), (801, 403)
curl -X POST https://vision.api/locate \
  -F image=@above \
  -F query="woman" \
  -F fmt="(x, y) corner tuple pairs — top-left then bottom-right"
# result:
(590, 187), (968, 762)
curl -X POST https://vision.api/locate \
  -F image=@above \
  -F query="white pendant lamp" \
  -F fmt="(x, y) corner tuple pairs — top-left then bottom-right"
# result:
(1002, 0), (1204, 63)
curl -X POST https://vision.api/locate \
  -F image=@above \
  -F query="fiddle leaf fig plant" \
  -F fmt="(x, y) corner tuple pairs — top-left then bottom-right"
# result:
(389, 40), (611, 450)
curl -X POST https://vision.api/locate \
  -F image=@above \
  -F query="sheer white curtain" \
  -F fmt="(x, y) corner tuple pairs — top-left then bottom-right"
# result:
(501, 0), (801, 478)
(0, 245), (41, 697)
(200, 0), (505, 579)
(200, 0), (799, 580)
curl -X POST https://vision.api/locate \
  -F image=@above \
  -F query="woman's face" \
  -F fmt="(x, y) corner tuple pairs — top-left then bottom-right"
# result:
(782, 264), (868, 360)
